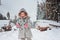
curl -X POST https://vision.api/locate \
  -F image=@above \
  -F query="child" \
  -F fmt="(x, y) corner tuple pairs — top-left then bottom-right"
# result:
(16, 8), (32, 40)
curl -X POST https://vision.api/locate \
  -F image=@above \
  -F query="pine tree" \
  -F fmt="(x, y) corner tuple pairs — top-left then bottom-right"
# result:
(0, 0), (1, 5)
(3, 16), (7, 20)
(36, 1), (40, 20)
(0, 13), (3, 20)
(7, 12), (10, 20)
(36, 1), (46, 20)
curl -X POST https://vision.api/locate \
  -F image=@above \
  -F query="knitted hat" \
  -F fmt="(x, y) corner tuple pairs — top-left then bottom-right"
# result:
(20, 8), (26, 12)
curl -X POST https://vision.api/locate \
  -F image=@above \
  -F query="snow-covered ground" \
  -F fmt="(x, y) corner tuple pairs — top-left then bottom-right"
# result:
(0, 28), (60, 40)
(0, 20), (10, 27)
(35, 20), (60, 28)
(0, 20), (60, 40)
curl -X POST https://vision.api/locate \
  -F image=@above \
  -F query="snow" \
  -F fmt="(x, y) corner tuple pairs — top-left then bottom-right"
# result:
(0, 31), (18, 40)
(0, 20), (10, 27)
(35, 20), (60, 28)
(0, 28), (60, 40)
(0, 20), (60, 40)
(32, 28), (60, 40)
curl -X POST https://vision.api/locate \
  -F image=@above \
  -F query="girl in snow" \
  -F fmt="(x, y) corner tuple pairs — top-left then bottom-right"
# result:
(16, 8), (32, 40)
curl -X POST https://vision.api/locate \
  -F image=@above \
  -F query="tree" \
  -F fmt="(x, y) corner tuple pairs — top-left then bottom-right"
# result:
(0, 13), (7, 20)
(7, 12), (10, 20)
(0, 0), (1, 5)
(3, 16), (7, 20)
(0, 13), (3, 20)
(36, 1), (46, 20)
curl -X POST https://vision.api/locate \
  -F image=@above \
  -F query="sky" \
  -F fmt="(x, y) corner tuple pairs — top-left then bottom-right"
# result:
(0, 0), (45, 22)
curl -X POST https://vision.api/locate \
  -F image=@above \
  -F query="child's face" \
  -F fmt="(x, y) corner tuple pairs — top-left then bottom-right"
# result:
(20, 12), (26, 18)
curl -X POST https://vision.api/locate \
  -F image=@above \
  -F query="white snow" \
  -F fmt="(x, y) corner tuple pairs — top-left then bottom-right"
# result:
(0, 20), (10, 27)
(0, 28), (60, 40)
(0, 20), (60, 40)
(35, 20), (60, 28)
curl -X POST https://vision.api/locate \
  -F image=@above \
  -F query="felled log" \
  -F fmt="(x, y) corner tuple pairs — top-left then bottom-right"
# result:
(2, 25), (12, 31)
(49, 24), (60, 27)
(37, 26), (51, 31)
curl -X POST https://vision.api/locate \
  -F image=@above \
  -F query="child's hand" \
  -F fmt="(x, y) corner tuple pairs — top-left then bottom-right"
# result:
(16, 23), (21, 28)
(24, 23), (28, 28)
